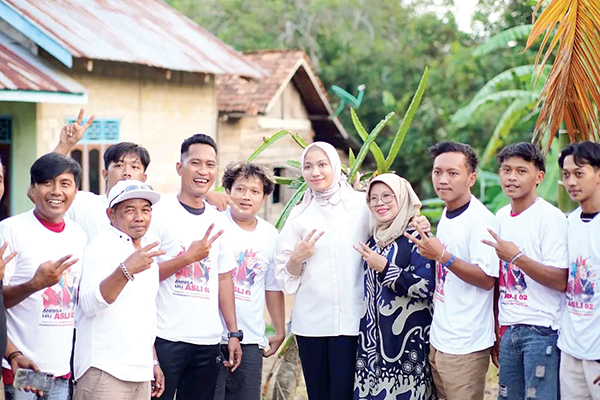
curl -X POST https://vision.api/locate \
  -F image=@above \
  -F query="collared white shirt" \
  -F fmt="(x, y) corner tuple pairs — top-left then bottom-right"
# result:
(75, 225), (159, 382)
(274, 190), (371, 336)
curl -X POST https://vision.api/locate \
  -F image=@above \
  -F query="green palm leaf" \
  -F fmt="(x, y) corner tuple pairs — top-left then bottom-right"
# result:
(350, 108), (389, 173)
(473, 25), (534, 57)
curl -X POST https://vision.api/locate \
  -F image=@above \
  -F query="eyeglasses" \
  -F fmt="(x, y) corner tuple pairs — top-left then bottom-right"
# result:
(110, 184), (154, 206)
(368, 193), (395, 207)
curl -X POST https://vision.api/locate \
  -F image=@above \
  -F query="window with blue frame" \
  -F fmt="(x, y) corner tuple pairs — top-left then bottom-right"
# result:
(68, 118), (120, 194)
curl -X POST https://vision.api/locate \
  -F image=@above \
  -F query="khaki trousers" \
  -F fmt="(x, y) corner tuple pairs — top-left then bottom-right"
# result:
(429, 345), (491, 400)
(0, 373), (4, 400)
(73, 367), (150, 400)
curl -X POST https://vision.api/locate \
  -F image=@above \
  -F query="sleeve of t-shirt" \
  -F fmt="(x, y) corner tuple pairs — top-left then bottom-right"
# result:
(265, 235), (282, 292)
(540, 211), (568, 269)
(468, 213), (500, 278)
(78, 241), (111, 317)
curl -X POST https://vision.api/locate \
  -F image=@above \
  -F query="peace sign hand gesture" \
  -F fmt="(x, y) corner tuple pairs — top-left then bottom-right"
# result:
(353, 242), (388, 272)
(55, 108), (96, 154)
(290, 229), (324, 265)
(0, 242), (18, 281)
(123, 242), (166, 276)
(31, 255), (79, 291)
(404, 223), (445, 261)
(481, 229), (520, 263)
(185, 224), (224, 263)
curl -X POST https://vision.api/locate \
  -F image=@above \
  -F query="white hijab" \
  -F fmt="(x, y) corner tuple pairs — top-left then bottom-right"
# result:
(296, 142), (355, 213)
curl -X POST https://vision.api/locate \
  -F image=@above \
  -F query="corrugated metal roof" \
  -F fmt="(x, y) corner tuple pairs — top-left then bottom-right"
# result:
(2, 0), (265, 78)
(0, 31), (86, 93)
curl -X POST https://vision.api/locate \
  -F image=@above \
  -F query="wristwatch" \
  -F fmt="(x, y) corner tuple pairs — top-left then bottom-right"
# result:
(228, 330), (244, 342)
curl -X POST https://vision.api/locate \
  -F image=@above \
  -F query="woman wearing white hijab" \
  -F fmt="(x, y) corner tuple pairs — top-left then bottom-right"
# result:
(353, 174), (436, 400)
(275, 142), (370, 400)
(275, 143), (429, 400)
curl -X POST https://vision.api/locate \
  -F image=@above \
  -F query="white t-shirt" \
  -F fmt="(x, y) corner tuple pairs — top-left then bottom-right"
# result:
(67, 191), (109, 244)
(219, 209), (281, 347)
(153, 195), (235, 345)
(558, 209), (600, 360)
(75, 226), (159, 382)
(496, 198), (568, 329)
(274, 189), (371, 336)
(430, 196), (499, 355)
(0, 210), (86, 375)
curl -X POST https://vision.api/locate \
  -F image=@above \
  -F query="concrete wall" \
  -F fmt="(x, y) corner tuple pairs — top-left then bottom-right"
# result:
(0, 102), (37, 216)
(36, 59), (217, 196)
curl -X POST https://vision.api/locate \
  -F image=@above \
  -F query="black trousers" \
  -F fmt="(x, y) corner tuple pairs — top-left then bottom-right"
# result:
(214, 344), (262, 400)
(296, 335), (358, 400)
(154, 337), (220, 400)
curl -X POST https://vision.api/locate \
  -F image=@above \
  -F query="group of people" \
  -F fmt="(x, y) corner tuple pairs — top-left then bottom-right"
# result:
(0, 108), (596, 400)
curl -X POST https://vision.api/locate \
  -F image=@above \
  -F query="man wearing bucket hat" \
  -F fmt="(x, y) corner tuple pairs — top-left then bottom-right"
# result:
(73, 180), (167, 400)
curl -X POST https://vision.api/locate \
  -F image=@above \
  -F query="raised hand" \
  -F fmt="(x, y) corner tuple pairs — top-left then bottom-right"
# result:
(404, 224), (444, 261)
(409, 215), (432, 234)
(481, 229), (520, 263)
(290, 229), (324, 264)
(31, 255), (78, 291)
(123, 242), (166, 276)
(205, 191), (241, 213)
(185, 224), (224, 263)
(54, 109), (95, 155)
(353, 242), (388, 272)
(0, 242), (18, 280)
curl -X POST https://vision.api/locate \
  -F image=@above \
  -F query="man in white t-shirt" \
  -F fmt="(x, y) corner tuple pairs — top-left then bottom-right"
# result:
(213, 162), (285, 400)
(482, 143), (567, 400)
(406, 141), (498, 400)
(74, 180), (166, 399)
(557, 141), (600, 399)
(152, 134), (241, 400)
(1, 153), (86, 400)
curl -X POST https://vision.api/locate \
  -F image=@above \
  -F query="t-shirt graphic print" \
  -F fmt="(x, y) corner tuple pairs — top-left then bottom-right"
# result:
(173, 245), (211, 298)
(232, 248), (266, 301)
(566, 255), (596, 316)
(41, 266), (78, 325)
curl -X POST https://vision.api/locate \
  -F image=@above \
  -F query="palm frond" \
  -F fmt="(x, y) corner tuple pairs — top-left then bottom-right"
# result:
(472, 65), (550, 103)
(526, 0), (600, 149)
(452, 90), (540, 126)
(474, 25), (534, 57)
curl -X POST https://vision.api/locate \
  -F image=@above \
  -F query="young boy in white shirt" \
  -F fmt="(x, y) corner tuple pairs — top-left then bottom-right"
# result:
(557, 141), (600, 399)
(483, 142), (567, 400)
(213, 162), (285, 400)
(406, 141), (498, 400)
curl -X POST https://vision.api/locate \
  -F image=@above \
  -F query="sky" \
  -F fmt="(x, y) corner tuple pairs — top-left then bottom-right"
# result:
(451, 0), (479, 32)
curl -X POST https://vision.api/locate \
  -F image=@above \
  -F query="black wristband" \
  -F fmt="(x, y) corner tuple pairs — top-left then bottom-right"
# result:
(7, 351), (23, 364)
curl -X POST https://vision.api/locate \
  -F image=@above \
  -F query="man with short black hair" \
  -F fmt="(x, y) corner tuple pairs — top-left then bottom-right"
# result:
(483, 142), (567, 400)
(558, 141), (600, 399)
(74, 180), (165, 400)
(153, 134), (241, 400)
(407, 141), (498, 400)
(1, 153), (86, 400)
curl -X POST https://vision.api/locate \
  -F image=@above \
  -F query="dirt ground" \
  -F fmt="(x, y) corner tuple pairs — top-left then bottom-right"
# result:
(261, 295), (500, 399)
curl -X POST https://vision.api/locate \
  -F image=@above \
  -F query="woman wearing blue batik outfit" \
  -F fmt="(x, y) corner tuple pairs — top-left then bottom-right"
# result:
(353, 174), (436, 400)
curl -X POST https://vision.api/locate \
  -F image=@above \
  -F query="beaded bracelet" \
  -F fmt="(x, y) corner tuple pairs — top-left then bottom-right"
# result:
(120, 262), (134, 281)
